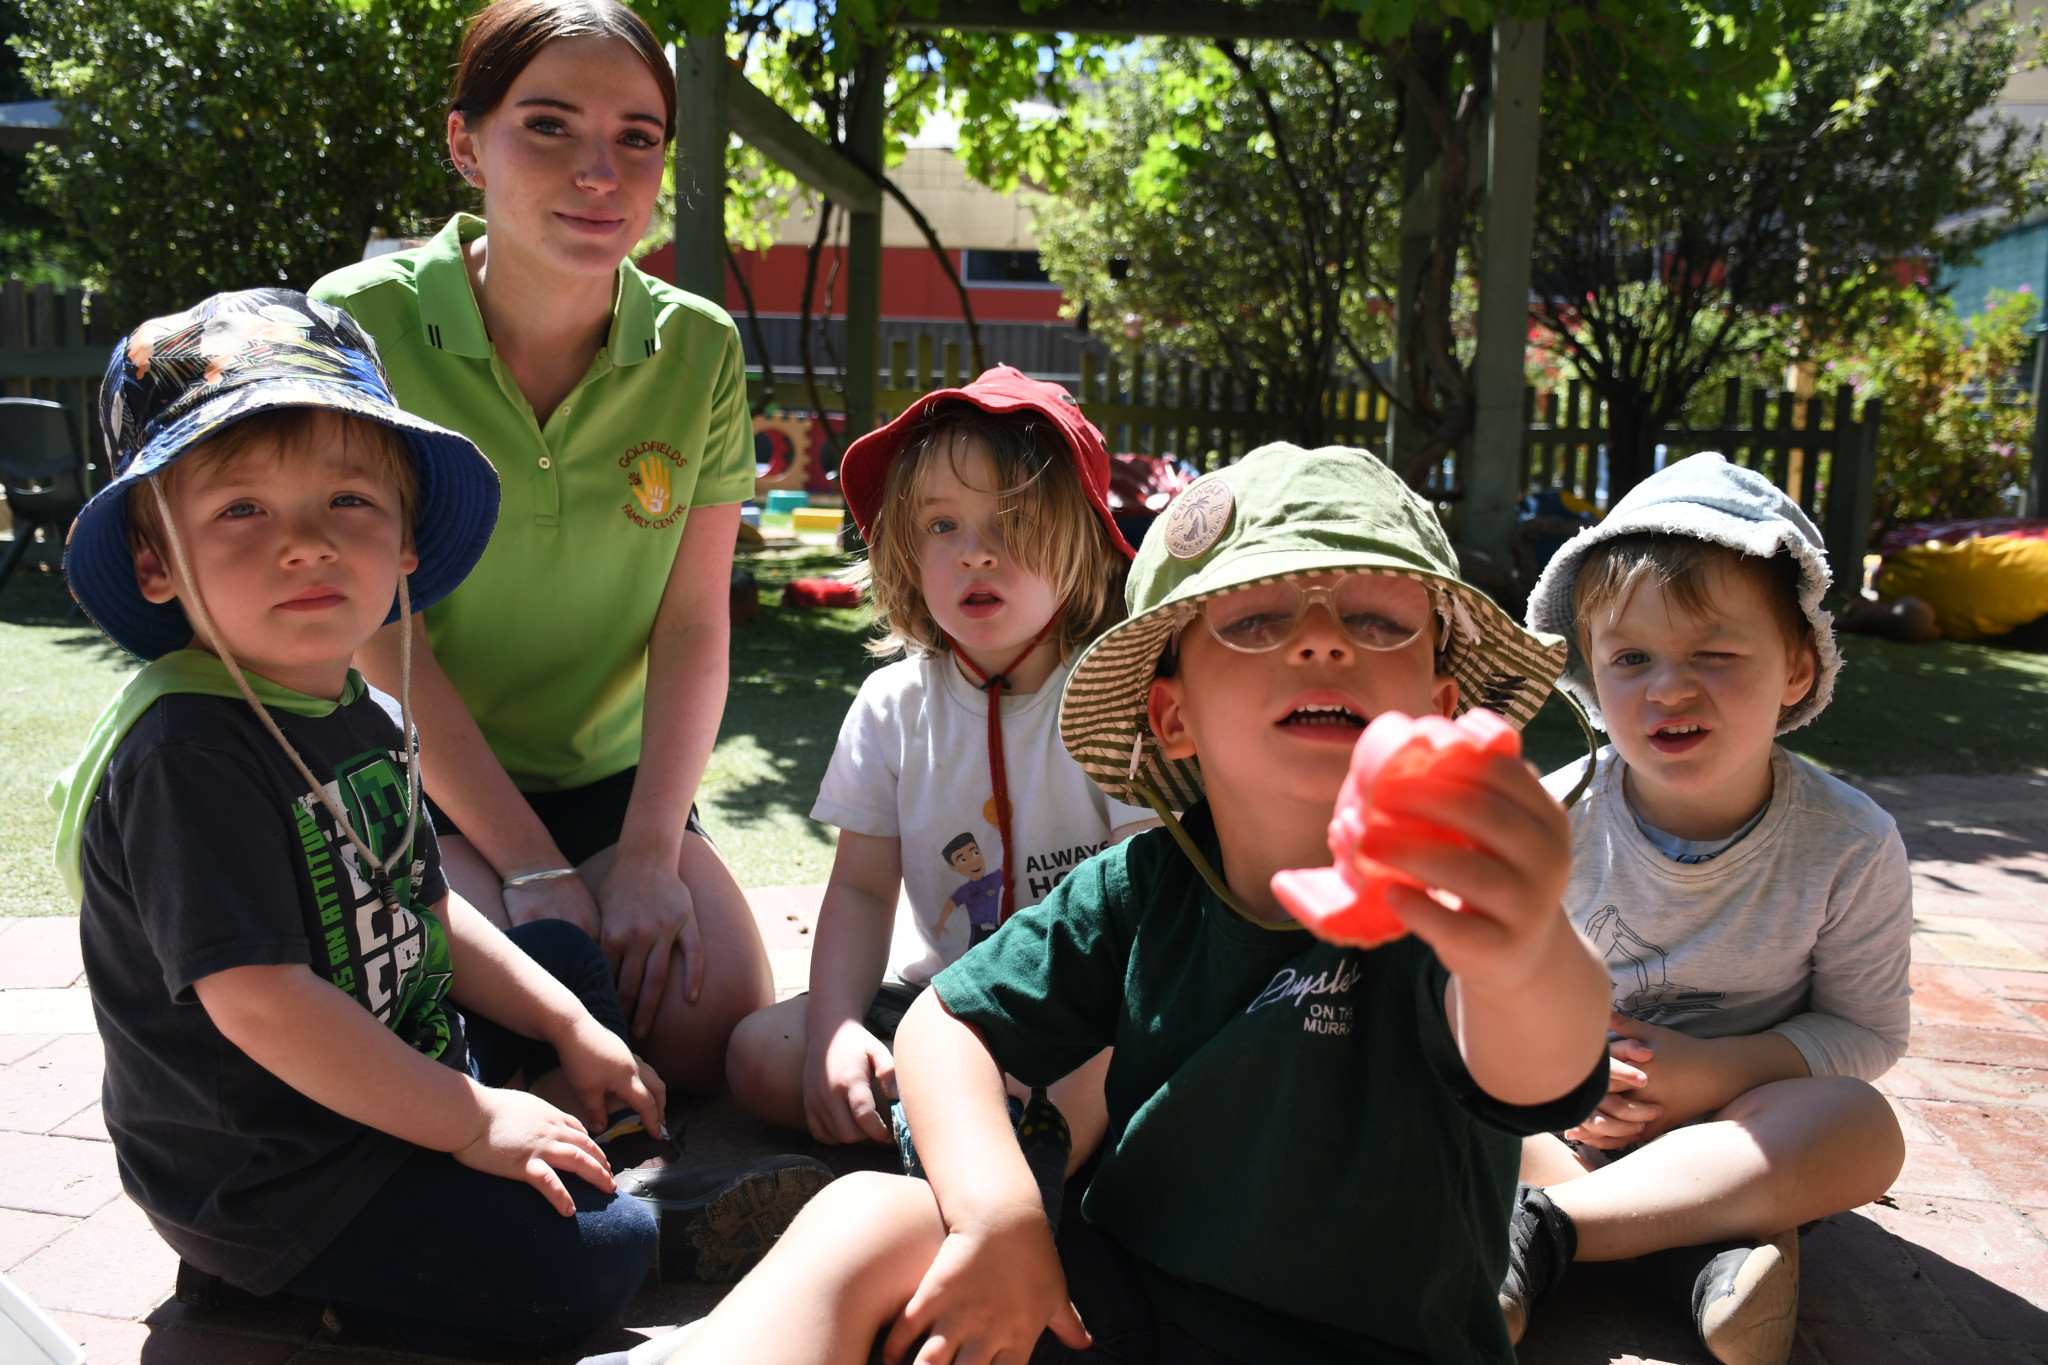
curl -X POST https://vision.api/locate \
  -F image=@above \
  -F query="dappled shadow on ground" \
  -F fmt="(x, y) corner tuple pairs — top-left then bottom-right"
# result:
(1792, 636), (2048, 777)
(1518, 1210), (2048, 1364)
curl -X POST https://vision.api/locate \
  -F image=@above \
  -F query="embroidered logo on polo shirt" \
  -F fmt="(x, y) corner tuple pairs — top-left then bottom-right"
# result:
(621, 440), (689, 529)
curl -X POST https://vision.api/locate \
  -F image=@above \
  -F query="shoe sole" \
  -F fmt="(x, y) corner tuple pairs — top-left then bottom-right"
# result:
(650, 1158), (834, 1284)
(1700, 1229), (1800, 1365)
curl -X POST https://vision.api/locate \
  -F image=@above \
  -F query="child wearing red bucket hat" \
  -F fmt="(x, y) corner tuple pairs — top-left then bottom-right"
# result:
(727, 366), (1152, 1183)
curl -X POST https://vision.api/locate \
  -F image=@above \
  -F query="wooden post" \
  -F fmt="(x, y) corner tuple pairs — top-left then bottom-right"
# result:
(1387, 27), (1443, 468)
(841, 44), (885, 443)
(2030, 326), (2048, 517)
(1465, 18), (1544, 566)
(1823, 397), (1884, 594)
(672, 35), (727, 302)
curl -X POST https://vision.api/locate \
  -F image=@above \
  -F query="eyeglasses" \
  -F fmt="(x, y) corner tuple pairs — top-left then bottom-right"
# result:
(1190, 573), (1435, 654)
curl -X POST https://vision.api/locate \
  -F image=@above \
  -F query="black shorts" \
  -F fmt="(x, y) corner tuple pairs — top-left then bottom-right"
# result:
(874, 1217), (1246, 1365)
(422, 765), (709, 868)
(1028, 1218), (1248, 1364)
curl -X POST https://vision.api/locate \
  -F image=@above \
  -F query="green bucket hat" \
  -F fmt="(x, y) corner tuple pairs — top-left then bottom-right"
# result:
(1060, 442), (1570, 813)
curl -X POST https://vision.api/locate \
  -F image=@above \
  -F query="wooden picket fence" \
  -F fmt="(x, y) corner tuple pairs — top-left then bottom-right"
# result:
(1523, 377), (1885, 588)
(862, 335), (1389, 468)
(0, 298), (1882, 587)
(0, 282), (118, 488)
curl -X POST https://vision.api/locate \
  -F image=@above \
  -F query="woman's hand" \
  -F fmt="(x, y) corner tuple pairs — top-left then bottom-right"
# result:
(451, 1088), (613, 1216)
(501, 868), (602, 938)
(803, 1017), (898, 1145)
(596, 848), (703, 1037)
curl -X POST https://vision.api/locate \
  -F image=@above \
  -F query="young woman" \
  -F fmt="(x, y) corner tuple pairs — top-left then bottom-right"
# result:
(313, 0), (772, 1095)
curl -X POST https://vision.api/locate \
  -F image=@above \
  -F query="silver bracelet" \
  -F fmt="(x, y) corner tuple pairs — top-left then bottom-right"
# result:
(502, 866), (581, 889)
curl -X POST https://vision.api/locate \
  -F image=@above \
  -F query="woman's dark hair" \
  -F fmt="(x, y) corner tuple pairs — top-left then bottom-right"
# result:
(450, 0), (677, 142)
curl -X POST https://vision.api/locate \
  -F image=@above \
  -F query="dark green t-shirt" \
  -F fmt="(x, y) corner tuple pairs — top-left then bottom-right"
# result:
(932, 806), (1606, 1365)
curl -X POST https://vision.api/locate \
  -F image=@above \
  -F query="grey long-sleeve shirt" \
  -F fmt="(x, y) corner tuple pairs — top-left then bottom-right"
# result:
(1544, 746), (1913, 1082)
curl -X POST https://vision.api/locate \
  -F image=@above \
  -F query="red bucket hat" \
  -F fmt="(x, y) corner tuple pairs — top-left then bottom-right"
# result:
(839, 365), (1136, 560)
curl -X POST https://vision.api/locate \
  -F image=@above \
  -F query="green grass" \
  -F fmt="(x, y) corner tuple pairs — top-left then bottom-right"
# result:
(6, 552), (2047, 916)
(0, 570), (138, 917)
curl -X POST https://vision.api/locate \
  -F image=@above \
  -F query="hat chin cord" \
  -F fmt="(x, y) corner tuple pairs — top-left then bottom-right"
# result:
(147, 477), (420, 915)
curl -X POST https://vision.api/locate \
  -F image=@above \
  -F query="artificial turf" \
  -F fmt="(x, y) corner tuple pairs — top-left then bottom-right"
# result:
(3, 552), (2045, 917)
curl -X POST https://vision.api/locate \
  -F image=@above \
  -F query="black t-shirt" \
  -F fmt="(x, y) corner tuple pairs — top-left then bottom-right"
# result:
(933, 805), (1607, 1365)
(78, 690), (454, 1294)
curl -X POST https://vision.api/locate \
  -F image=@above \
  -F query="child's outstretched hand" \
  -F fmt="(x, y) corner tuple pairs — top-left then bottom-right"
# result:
(881, 1204), (1089, 1365)
(453, 1087), (613, 1216)
(1272, 710), (1571, 980)
(554, 1013), (668, 1141)
(1358, 729), (1574, 987)
(804, 1018), (898, 1145)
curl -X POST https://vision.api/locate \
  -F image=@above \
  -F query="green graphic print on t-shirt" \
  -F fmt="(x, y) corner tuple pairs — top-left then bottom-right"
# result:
(293, 746), (454, 1060)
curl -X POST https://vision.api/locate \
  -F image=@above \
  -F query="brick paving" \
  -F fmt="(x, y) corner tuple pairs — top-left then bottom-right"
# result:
(3, 775), (2047, 1363)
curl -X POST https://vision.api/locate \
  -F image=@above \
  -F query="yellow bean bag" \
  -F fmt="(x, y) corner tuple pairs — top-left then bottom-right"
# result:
(1880, 534), (2048, 641)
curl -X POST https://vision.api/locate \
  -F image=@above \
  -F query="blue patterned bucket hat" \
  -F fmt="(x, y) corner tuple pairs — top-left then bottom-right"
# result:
(66, 288), (500, 660)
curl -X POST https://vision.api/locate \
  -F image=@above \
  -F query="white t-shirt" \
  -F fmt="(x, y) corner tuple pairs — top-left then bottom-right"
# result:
(813, 654), (1153, 986)
(1543, 745), (1912, 1082)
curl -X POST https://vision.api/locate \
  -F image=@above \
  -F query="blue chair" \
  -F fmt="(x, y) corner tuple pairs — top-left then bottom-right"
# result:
(0, 397), (87, 595)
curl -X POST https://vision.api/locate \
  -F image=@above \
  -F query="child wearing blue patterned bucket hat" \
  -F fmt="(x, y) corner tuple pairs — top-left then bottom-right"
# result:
(48, 289), (672, 1356)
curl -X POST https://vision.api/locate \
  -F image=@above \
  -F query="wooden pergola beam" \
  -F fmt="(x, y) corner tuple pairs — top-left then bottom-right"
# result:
(896, 0), (1362, 42)
(724, 65), (882, 215)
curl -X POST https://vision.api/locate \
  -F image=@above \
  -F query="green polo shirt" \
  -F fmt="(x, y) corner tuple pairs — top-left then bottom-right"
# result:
(311, 215), (754, 791)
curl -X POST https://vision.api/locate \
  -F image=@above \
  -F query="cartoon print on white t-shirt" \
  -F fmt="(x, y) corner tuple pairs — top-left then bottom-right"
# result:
(933, 832), (1005, 945)
(1588, 904), (1726, 1022)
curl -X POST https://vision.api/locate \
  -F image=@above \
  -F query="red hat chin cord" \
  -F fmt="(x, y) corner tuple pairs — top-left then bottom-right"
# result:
(943, 603), (1065, 925)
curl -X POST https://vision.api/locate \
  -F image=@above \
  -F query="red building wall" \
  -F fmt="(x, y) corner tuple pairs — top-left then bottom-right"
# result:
(636, 243), (1066, 323)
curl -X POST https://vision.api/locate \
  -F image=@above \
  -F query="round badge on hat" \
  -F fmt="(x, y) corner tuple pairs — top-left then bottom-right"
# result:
(1163, 477), (1234, 559)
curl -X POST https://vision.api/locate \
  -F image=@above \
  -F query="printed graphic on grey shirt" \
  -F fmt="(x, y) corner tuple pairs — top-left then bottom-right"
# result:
(1587, 905), (1726, 1023)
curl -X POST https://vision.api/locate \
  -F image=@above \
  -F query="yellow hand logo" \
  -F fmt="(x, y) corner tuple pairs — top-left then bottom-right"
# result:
(632, 456), (672, 518)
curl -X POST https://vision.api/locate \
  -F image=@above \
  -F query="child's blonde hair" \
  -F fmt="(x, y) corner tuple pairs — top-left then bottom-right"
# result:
(863, 400), (1126, 660)
(127, 408), (418, 561)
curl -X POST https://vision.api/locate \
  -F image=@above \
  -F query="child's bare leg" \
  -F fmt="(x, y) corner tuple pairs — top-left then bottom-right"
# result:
(1047, 1048), (1113, 1177)
(726, 995), (814, 1131)
(1532, 1075), (1903, 1261)
(670, 1171), (944, 1365)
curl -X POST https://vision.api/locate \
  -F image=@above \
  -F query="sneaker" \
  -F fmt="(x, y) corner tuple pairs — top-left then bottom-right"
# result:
(1498, 1183), (1576, 1344)
(1013, 1089), (1073, 1233)
(595, 1108), (684, 1174)
(1642, 1229), (1801, 1365)
(616, 1154), (834, 1283)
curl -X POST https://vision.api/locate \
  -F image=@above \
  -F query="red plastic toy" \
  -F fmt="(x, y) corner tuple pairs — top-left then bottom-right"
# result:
(1270, 708), (1521, 948)
(781, 578), (863, 610)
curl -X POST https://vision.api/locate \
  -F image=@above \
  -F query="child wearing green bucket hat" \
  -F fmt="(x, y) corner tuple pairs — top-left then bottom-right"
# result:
(48, 289), (672, 1357)
(653, 442), (1612, 1365)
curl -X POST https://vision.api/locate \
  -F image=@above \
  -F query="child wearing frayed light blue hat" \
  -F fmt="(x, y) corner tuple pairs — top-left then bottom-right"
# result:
(52, 288), (671, 1358)
(1506, 453), (1913, 1365)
